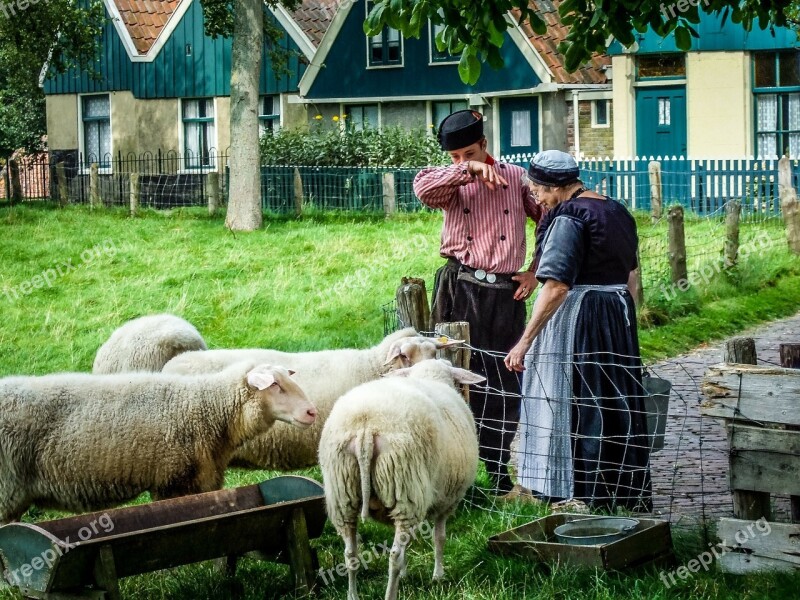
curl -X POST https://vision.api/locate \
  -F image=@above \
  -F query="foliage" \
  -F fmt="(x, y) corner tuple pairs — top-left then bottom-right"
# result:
(260, 122), (449, 167)
(0, 0), (106, 157)
(366, 0), (796, 82)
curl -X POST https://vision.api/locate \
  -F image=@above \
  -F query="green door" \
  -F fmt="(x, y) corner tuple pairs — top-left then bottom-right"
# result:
(636, 86), (687, 158)
(499, 96), (539, 157)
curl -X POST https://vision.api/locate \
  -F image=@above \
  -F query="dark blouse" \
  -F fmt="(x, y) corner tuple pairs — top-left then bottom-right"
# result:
(535, 196), (638, 287)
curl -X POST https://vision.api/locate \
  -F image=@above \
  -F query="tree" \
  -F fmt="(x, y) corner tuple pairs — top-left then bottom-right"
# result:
(366, 0), (796, 83)
(0, 1), (105, 158)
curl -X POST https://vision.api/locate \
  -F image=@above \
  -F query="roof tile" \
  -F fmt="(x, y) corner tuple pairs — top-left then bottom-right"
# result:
(113, 0), (183, 55)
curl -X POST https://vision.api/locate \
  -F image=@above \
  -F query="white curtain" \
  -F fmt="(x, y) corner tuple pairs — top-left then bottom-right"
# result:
(184, 100), (215, 167)
(83, 96), (110, 165)
(757, 94), (778, 157)
(510, 110), (531, 147)
(788, 93), (800, 157)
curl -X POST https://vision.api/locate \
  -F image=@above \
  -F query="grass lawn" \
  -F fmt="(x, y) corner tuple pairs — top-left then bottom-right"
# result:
(1, 204), (799, 599)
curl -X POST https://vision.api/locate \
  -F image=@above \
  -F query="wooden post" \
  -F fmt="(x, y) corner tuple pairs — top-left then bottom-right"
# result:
(724, 200), (741, 268)
(779, 156), (800, 254)
(293, 167), (303, 217)
(780, 343), (800, 523)
(435, 321), (471, 402)
(89, 162), (101, 208)
(55, 161), (69, 207)
(667, 205), (688, 286)
(382, 171), (396, 216)
(93, 545), (122, 600)
(649, 160), (662, 222)
(129, 172), (140, 216)
(9, 158), (22, 204)
(724, 337), (771, 521)
(631, 250), (644, 308)
(395, 278), (430, 332)
(207, 171), (220, 216)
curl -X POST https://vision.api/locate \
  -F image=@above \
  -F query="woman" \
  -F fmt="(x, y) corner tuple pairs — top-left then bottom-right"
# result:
(504, 150), (652, 512)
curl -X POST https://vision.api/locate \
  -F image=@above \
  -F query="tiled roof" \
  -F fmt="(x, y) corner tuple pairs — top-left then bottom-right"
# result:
(291, 0), (340, 48)
(516, 0), (610, 84)
(113, 0), (183, 55)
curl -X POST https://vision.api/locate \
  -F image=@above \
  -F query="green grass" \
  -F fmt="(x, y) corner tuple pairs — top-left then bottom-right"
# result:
(1, 203), (800, 599)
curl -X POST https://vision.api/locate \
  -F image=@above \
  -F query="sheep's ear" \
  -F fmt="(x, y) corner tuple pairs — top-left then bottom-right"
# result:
(383, 345), (404, 366)
(450, 366), (486, 385)
(434, 337), (465, 349)
(247, 369), (276, 390)
(383, 367), (413, 378)
(287, 369), (296, 376)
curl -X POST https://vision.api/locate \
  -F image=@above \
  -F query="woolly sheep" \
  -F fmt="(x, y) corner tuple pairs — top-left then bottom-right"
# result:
(318, 359), (484, 600)
(0, 362), (317, 524)
(162, 328), (464, 470)
(93, 314), (207, 374)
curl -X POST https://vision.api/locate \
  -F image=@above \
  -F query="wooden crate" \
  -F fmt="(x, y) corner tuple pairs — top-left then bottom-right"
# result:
(718, 518), (800, 574)
(487, 513), (673, 571)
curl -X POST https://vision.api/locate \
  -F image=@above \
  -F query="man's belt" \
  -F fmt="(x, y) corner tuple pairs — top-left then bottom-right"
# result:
(446, 258), (517, 290)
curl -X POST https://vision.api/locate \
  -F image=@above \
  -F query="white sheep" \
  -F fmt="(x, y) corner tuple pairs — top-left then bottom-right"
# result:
(0, 362), (317, 524)
(92, 314), (207, 374)
(162, 328), (464, 471)
(318, 359), (483, 600)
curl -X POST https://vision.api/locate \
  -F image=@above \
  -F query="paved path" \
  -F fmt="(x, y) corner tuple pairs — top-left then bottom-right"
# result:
(647, 310), (800, 529)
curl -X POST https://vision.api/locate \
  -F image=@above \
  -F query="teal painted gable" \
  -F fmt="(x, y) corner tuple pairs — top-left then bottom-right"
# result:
(607, 12), (799, 55)
(306, 7), (540, 99)
(44, 0), (306, 98)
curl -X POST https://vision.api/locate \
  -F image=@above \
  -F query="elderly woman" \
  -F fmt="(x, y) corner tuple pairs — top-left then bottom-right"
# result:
(504, 150), (651, 512)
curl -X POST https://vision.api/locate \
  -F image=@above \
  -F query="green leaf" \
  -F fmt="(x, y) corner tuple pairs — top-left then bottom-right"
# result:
(674, 26), (691, 50)
(363, 3), (386, 35)
(530, 13), (547, 35)
(487, 22), (505, 48)
(486, 45), (505, 70)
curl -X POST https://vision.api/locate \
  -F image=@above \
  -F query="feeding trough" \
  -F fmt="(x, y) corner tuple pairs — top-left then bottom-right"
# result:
(0, 475), (326, 599)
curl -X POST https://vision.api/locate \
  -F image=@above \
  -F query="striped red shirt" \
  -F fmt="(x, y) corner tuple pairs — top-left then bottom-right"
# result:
(413, 159), (542, 274)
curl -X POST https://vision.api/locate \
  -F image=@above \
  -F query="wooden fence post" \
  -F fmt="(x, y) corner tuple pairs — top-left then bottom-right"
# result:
(9, 158), (22, 204)
(648, 160), (662, 222)
(293, 168), (303, 217)
(395, 278), (430, 332)
(779, 343), (800, 523)
(435, 321), (471, 402)
(129, 172), (140, 216)
(723, 337), (771, 521)
(207, 172), (220, 216)
(724, 200), (741, 268)
(55, 162), (69, 208)
(382, 172), (396, 216)
(89, 163), (101, 208)
(779, 156), (800, 254)
(667, 205), (688, 287)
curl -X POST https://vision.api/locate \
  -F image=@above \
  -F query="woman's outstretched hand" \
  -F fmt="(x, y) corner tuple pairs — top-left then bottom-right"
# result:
(505, 339), (531, 372)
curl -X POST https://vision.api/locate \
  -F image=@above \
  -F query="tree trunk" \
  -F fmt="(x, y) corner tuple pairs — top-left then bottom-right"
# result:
(225, 0), (263, 232)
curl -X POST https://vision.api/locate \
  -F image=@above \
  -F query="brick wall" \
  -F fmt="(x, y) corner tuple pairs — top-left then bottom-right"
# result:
(567, 99), (614, 158)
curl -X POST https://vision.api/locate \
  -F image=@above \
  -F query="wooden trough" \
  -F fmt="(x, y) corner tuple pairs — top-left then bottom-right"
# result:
(0, 475), (326, 599)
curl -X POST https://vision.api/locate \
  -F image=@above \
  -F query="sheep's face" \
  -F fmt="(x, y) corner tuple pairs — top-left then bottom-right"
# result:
(383, 336), (465, 372)
(246, 365), (318, 428)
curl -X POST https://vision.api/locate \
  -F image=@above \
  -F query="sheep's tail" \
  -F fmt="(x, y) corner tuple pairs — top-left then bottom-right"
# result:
(354, 430), (373, 522)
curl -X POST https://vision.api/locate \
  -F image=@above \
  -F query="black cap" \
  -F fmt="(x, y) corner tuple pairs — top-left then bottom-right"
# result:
(527, 150), (580, 187)
(438, 110), (484, 150)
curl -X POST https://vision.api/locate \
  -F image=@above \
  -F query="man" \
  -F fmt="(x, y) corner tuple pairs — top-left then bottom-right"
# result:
(413, 109), (543, 496)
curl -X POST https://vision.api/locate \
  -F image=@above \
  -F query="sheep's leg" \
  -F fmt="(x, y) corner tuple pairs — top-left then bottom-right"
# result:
(432, 516), (447, 580)
(385, 526), (411, 600)
(343, 523), (359, 600)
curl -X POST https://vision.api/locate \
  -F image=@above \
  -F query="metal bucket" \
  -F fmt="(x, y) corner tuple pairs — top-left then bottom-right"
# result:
(553, 517), (640, 546)
(642, 376), (672, 453)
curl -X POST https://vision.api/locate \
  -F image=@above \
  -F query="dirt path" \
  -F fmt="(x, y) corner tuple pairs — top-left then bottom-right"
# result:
(647, 310), (800, 528)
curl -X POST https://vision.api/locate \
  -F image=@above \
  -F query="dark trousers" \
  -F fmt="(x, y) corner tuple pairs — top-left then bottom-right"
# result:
(431, 261), (526, 493)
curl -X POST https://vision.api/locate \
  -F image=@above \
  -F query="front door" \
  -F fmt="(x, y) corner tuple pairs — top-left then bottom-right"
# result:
(636, 86), (687, 158)
(499, 96), (539, 158)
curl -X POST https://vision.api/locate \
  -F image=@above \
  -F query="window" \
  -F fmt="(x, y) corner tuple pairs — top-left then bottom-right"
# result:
(429, 15), (458, 63)
(182, 99), (216, 169)
(432, 100), (468, 130)
(636, 54), (686, 79)
(344, 104), (379, 131)
(81, 95), (111, 168)
(592, 99), (609, 127)
(658, 98), (671, 126)
(754, 51), (800, 158)
(367, 1), (401, 66)
(259, 95), (281, 137)
(510, 110), (532, 147)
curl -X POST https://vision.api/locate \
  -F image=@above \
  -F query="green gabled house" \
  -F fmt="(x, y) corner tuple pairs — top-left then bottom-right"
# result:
(292, 0), (613, 158)
(43, 0), (312, 171)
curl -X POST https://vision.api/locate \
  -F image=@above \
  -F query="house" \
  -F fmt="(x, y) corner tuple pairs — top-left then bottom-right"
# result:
(608, 11), (800, 158)
(43, 0), (312, 172)
(291, 0), (613, 158)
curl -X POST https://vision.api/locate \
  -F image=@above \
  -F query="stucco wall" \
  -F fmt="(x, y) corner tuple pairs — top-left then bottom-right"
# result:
(45, 95), (79, 150)
(686, 52), (750, 156)
(110, 92), (179, 157)
(541, 91), (568, 151)
(612, 55), (636, 157)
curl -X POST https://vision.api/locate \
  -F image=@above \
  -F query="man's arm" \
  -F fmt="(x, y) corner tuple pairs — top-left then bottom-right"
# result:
(413, 164), (472, 209)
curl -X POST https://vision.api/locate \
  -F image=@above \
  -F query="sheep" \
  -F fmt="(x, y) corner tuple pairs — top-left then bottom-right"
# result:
(162, 328), (464, 471)
(318, 359), (483, 600)
(0, 362), (317, 524)
(93, 314), (207, 374)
